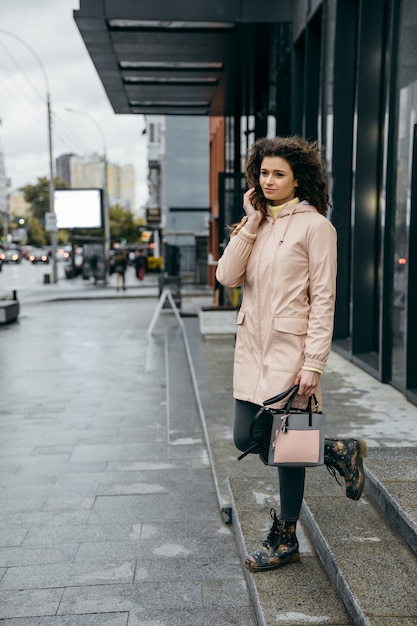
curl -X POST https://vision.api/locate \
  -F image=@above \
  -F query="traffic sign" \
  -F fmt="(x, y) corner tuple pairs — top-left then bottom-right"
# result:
(45, 212), (57, 232)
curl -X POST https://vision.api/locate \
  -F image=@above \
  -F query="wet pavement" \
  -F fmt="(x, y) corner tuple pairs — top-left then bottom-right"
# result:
(0, 272), (256, 625)
(1, 268), (417, 624)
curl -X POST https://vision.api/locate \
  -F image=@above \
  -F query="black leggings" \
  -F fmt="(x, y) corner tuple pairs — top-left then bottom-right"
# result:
(234, 399), (305, 521)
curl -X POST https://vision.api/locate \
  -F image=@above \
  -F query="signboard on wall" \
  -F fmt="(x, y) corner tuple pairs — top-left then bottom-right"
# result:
(146, 207), (162, 224)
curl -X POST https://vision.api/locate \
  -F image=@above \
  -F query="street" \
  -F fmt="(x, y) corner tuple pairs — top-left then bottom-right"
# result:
(0, 256), (157, 305)
(0, 257), (66, 292)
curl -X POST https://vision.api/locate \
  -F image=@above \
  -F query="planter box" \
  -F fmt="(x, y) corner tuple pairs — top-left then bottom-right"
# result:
(199, 306), (237, 338)
(0, 300), (19, 325)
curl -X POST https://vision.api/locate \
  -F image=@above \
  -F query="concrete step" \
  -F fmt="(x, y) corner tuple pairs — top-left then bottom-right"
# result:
(182, 317), (417, 625)
(228, 474), (352, 625)
(182, 316), (353, 624)
(364, 447), (417, 557)
(300, 448), (417, 625)
(228, 450), (417, 625)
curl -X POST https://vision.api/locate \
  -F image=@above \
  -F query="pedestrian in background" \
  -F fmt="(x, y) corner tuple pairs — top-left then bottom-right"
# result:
(113, 249), (128, 291)
(89, 252), (99, 284)
(216, 135), (367, 573)
(133, 249), (147, 281)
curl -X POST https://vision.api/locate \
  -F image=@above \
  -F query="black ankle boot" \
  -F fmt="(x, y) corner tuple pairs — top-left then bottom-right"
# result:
(244, 508), (300, 572)
(324, 438), (367, 500)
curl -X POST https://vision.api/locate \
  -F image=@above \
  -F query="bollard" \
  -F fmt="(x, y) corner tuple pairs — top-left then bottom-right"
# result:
(43, 274), (51, 285)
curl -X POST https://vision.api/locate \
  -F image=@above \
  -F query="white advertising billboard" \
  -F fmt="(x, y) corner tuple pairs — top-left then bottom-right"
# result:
(54, 189), (103, 229)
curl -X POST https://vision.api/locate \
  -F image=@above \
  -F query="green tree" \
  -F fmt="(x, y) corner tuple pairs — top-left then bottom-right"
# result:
(22, 177), (68, 221)
(109, 205), (142, 245)
(27, 216), (47, 248)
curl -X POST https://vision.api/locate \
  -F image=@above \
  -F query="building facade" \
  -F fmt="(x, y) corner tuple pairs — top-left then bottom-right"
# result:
(163, 116), (210, 246)
(73, 0), (417, 405)
(289, 0), (417, 405)
(56, 154), (136, 211)
(145, 115), (210, 246)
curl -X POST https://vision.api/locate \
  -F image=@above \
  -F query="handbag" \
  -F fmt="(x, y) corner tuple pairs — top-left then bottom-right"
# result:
(237, 384), (325, 467)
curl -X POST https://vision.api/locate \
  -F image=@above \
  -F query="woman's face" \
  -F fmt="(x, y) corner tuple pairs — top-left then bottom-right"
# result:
(259, 156), (298, 206)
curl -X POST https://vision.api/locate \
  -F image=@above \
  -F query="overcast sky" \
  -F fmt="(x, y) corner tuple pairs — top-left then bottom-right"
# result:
(0, 0), (149, 212)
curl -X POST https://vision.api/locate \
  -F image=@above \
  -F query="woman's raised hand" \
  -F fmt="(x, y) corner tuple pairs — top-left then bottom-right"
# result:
(243, 188), (263, 233)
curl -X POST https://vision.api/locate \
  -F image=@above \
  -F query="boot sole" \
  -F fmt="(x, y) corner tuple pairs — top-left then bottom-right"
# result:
(351, 439), (367, 501)
(244, 552), (300, 573)
(358, 439), (367, 459)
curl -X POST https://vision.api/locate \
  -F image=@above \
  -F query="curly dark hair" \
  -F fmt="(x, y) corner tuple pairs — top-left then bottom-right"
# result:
(245, 136), (329, 220)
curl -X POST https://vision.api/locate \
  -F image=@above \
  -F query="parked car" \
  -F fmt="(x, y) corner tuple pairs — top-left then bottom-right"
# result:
(56, 247), (70, 262)
(21, 245), (36, 260)
(64, 249), (83, 278)
(1, 248), (22, 264)
(28, 249), (50, 264)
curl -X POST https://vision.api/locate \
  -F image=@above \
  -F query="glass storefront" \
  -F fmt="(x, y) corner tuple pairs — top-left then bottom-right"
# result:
(392, 0), (417, 390)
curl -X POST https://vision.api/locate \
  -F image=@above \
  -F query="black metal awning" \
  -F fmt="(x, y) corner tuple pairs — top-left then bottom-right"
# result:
(74, 0), (293, 116)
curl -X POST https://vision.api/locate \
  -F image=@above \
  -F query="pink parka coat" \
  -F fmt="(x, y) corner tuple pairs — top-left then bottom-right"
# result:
(216, 201), (337, 410)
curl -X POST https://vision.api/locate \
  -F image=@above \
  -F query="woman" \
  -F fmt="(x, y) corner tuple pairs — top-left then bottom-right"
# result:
(216, 136), (367, 573)
(133, 249), (147, 281)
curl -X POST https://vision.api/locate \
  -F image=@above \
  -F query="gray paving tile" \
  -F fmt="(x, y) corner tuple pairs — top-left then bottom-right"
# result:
(74, 535), (240, 566)
(42, 496), (95, 512)
(6, 460), (81, 476)
(0, 495), (47, 514)
(22, 523), (139, 546)
(96, 470), (214, 496)
(57, 583), (144, 614)
(23, 520), (234, 548)
(0, 544), (78, 567)
(0, 528), (28, 547)
(126, 607), (256, 626)
(106, 461), (178, 472)
(0, 486), (56, 500)
(0, 447), (36, 457)
(69, 444), (165, 463)
(0, 463), (22, 476)
(0, 510), (91, 529)
(58, 584), (256, 624)
(0, 613), (128, 625)
(0, 560), (135, 590)
(86, 493), (220, 525)
(0, 588), (63, 619)
(202, 579), (252, 608)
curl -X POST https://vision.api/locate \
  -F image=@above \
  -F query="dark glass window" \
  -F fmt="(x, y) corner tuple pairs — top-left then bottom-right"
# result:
(391, 0), (417, 389)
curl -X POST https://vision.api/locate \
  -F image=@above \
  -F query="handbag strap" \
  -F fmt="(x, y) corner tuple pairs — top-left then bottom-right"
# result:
(264, 385), (319, 429)
(263, 384), (299, 408)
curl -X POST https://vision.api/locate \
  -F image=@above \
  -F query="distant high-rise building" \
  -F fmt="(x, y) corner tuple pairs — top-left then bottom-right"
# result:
(56, 153), (135, 211)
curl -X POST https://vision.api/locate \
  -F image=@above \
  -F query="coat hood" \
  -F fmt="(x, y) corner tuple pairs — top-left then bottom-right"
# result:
(267, 200), (318, 244)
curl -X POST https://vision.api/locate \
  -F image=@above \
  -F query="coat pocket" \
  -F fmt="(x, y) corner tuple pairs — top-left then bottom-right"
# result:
(235, 310), (246, 364)
(272, 317), (308, 372)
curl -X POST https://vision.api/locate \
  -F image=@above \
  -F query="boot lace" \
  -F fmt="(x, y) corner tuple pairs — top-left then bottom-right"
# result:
(263, 508), (281, 548)
(326, 465), (343, 487)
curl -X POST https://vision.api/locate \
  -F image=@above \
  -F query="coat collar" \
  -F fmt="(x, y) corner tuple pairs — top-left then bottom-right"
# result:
(265, 200), (319, 243)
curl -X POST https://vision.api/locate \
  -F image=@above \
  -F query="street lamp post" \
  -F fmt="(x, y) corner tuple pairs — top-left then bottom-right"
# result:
(65, 108), (110, 282)
(0, 29), (58, 283)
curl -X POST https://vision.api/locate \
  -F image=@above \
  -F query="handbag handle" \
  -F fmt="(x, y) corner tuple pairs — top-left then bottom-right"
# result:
(263, 384), (319, 424)
(263, 384), (300, 408)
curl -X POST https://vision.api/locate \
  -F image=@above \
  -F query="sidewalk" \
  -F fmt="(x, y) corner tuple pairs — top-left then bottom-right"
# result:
(0, 280), (255, 625)
(1, 273), (417, 624)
